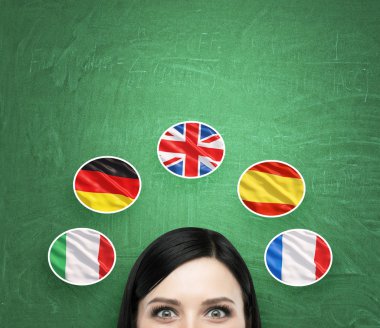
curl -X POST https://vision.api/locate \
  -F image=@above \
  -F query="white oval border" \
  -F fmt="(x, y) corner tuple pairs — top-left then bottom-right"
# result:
(73, 155), (142, 214)
(48, 227), (117, 286)
(156, 121), (226, 179)
(236, 160), (306, 218)
(264, 228), (333, 287)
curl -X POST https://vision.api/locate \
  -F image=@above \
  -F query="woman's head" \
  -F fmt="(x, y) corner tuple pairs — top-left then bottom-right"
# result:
(118, 227), (261, 328)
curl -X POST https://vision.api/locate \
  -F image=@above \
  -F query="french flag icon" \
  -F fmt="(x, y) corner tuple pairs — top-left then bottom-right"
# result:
(265, 229), (333, 287)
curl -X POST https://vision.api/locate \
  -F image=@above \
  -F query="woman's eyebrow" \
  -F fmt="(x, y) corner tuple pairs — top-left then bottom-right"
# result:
(147, 297), (181, 306)
(201, 297), (235, 306)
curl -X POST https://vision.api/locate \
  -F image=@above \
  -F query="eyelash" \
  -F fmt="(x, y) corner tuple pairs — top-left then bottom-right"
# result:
(151, 305), (178, 317)
(205, 304), (232, 318)
(150, 304), (232, 318)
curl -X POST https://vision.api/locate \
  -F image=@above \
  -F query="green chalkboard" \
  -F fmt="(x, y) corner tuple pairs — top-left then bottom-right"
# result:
(1, 0), (380, 327)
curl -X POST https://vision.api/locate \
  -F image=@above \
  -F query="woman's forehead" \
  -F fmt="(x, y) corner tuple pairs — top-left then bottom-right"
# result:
(141, 257), (244, 306)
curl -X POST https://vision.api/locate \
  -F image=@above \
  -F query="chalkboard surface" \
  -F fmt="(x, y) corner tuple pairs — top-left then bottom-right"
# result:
(1, 0), (380, 327)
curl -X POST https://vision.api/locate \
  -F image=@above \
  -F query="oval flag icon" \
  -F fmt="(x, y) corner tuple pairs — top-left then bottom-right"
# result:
(237, 160), (305, 217)
(264, 229), (333, 287)
(157, 121), (225, 178)
(48, 228), (116, 286)
(73, 156), (141, 214)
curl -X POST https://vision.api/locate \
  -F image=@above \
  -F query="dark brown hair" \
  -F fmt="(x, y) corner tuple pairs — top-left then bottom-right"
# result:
(118, 227), (261, 328)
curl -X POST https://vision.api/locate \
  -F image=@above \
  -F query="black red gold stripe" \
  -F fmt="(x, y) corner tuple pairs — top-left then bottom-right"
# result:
(74, 157), (140, 213)
(81, 157), (138, 179)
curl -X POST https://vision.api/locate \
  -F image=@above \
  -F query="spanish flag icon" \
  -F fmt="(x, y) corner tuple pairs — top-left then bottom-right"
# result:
(73, 156), (141, 214)
(238, 160), (305, 217)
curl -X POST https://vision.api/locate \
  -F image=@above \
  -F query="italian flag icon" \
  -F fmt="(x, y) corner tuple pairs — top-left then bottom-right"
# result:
(48, 228), (116, 286)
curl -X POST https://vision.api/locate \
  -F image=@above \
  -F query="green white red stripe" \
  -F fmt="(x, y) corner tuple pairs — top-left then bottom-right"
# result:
(48, 228), (116, 285)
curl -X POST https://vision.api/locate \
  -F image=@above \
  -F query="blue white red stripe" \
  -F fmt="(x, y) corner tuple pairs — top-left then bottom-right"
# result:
(265, 229), (332, 286)
(158, 122), (225, 178)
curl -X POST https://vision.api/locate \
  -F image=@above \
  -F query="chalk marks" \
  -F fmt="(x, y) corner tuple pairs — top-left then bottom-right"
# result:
(125, 56), (220, 90)
(237, 61), (370, 102)
(335, 32), (339, 61)
(173, 31), (222, 55)
(26, 28), (373, 101)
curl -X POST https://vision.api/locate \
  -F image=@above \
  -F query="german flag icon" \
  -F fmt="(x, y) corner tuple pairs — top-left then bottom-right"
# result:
(73, 156), (141, 214)
(238, 160), (305, 218)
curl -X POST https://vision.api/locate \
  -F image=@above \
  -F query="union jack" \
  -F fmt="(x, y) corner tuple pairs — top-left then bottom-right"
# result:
(158, 122), (225, 178)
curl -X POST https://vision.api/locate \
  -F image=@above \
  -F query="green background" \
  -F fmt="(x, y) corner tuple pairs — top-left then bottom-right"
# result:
(1, 0), (380, 327)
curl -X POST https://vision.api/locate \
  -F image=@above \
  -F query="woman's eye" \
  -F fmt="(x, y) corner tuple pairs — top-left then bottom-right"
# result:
(206, 308), (227, 319)
(156, 309), (177, 319)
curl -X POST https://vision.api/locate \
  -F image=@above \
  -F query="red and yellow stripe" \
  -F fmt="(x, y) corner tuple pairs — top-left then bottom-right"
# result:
(74, 157), (140, 213)
(239, 161), (304, 216)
